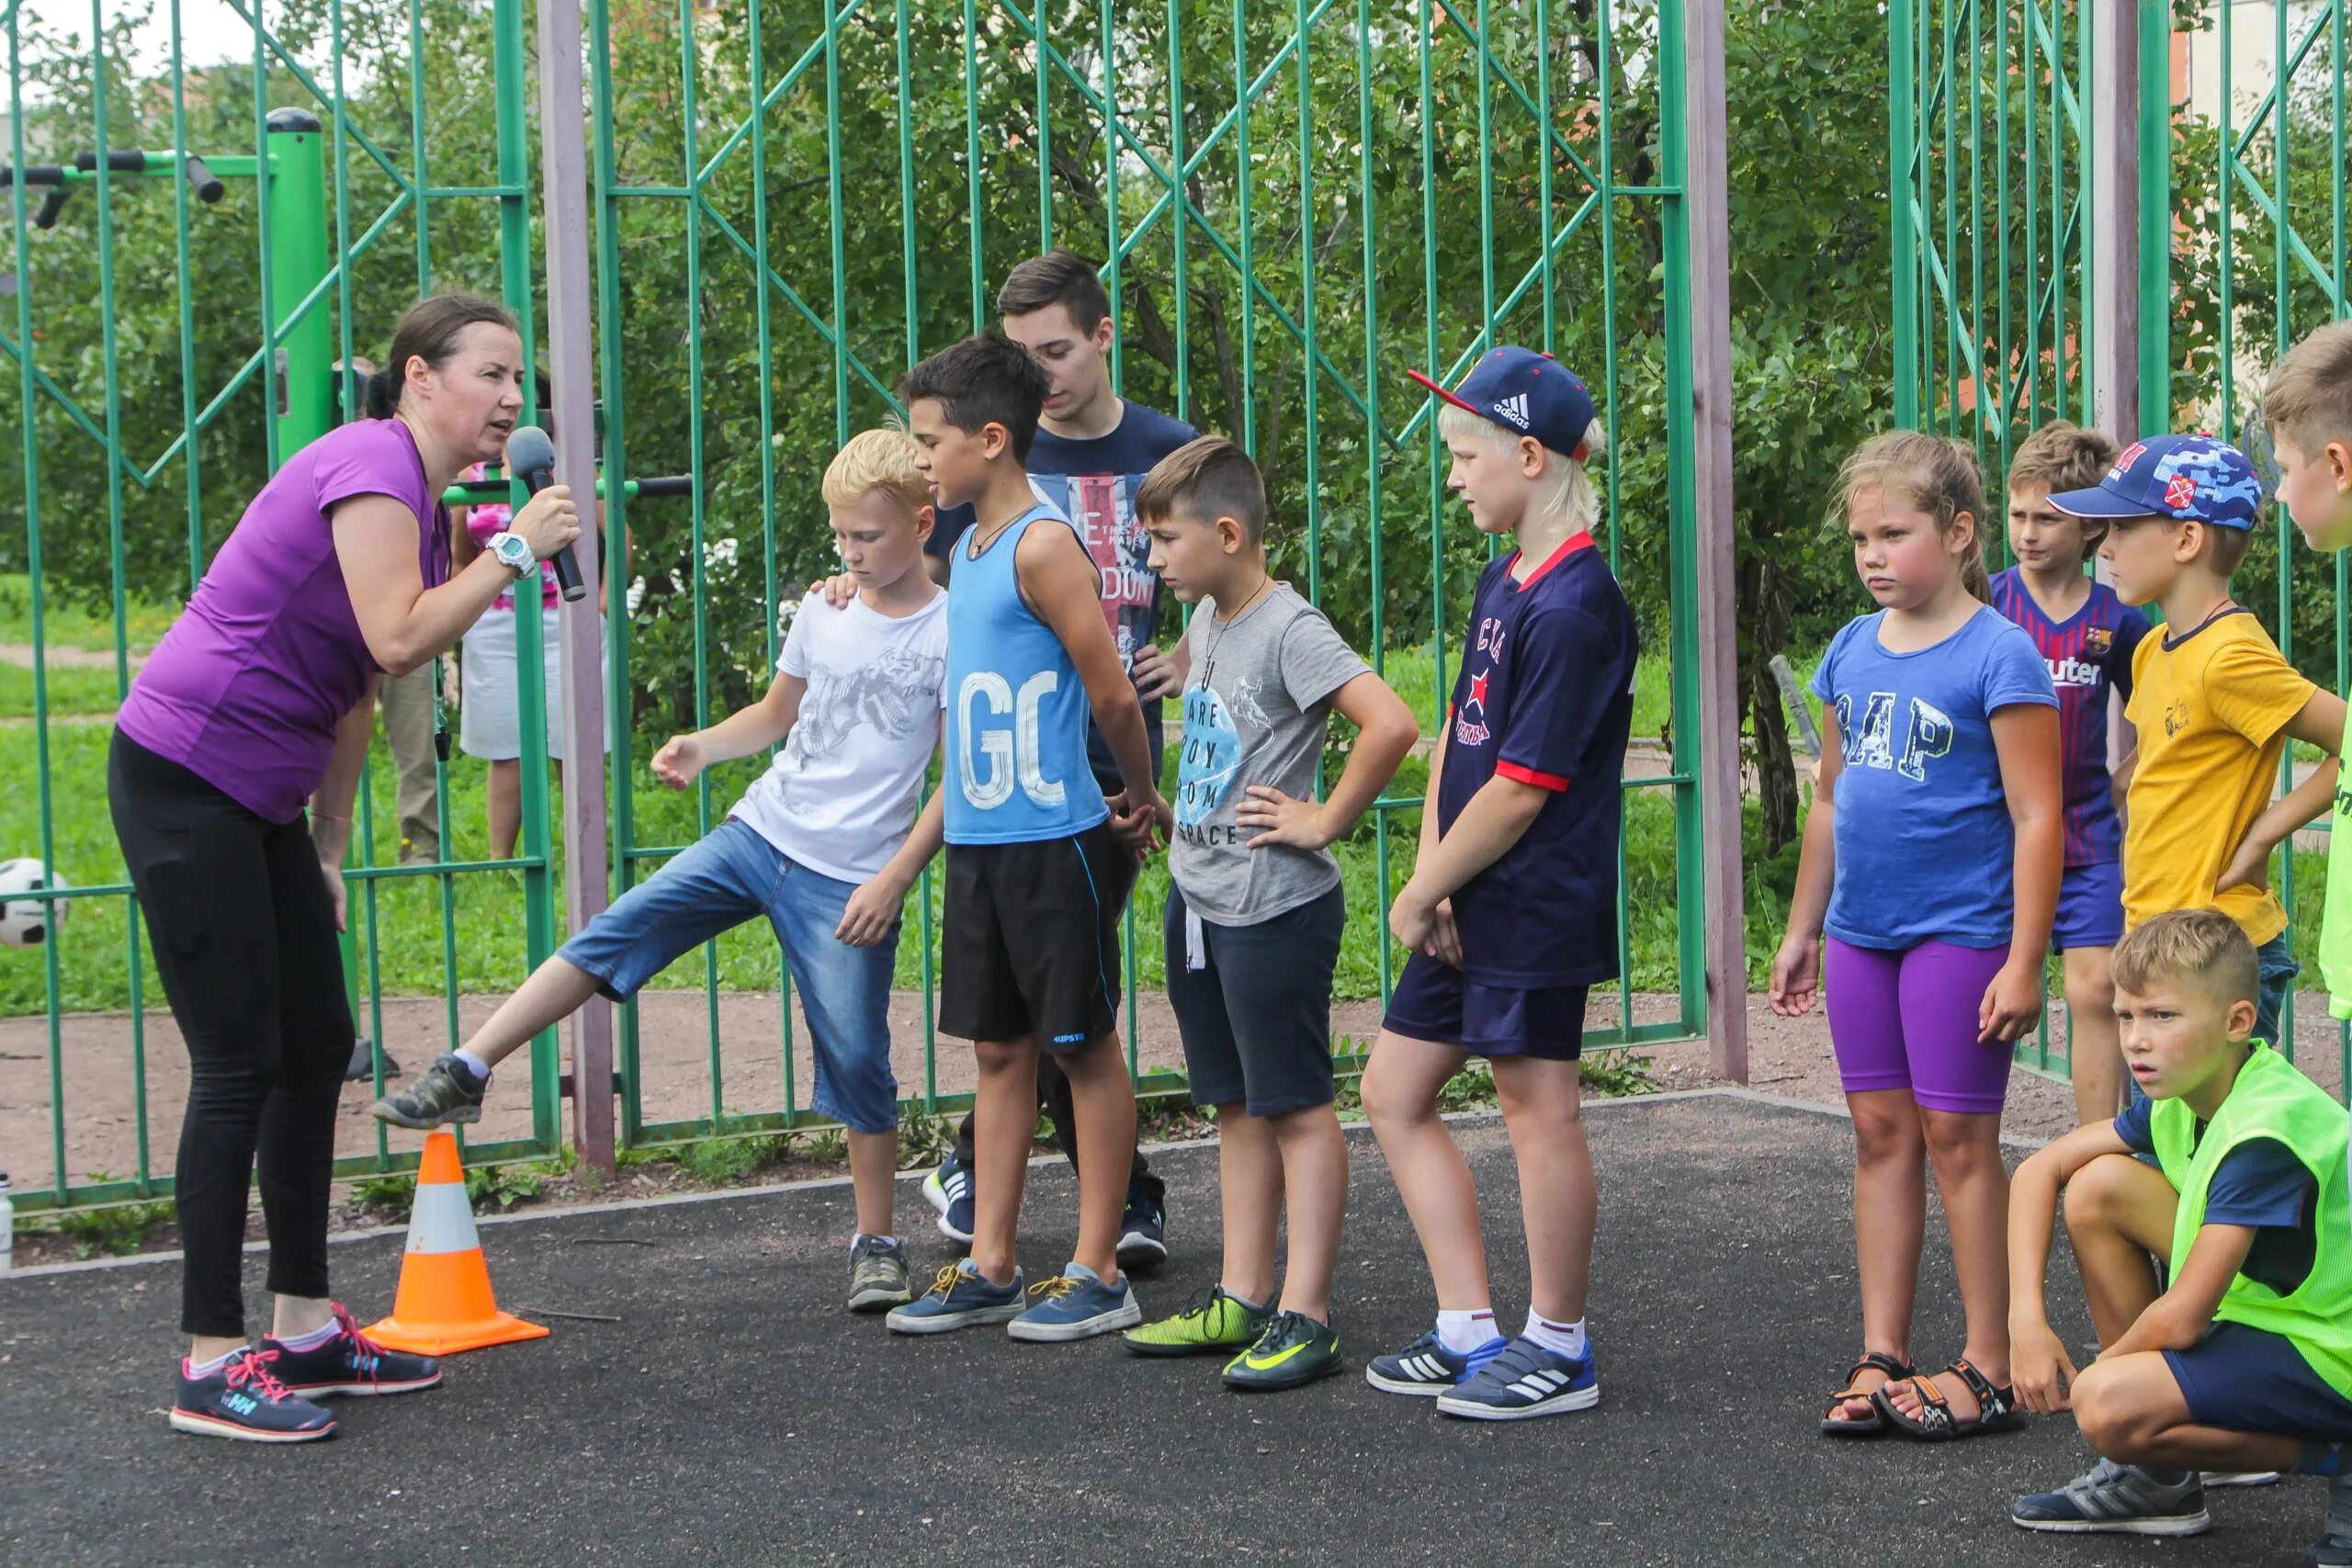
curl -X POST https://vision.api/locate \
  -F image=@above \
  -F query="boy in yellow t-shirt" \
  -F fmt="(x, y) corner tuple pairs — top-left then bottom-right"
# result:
(2052, 434), (2347, 1050)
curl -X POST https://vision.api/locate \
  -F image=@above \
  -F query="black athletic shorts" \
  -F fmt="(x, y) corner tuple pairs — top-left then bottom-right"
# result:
(939, 821), (1136, 1051)
(1164, 883), (1343, 1116)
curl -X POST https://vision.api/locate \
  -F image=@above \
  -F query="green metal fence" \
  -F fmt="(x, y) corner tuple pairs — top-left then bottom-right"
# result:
(1890, 0), (2351, 1086)
(3, 1), (1724, 1212)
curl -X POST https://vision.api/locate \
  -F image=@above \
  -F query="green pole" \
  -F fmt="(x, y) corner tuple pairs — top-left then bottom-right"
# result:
(260, 108), (368, 1042)
(1890, 0), (1919, 427)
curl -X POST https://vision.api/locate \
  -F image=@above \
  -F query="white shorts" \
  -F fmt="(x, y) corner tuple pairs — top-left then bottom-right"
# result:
(458, 603), (612, 763)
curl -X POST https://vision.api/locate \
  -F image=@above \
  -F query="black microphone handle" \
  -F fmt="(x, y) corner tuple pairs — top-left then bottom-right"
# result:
(517, 461), (591, 604)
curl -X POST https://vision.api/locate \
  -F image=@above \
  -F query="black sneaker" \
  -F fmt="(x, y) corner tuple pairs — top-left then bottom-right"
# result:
(169, 1349), (338, 1442)
(1116, 1187), (1168, 1272)
(1223, 1310), (1343, 1392)
(262, 1304), (442, 1397)
(372, 1052), (487, 1129)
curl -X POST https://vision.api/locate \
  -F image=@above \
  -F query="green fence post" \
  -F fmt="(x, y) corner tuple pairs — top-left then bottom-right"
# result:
(1891, 0), (1919, 426)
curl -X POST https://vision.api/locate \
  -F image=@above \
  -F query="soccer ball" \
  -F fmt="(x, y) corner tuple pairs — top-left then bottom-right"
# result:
(0, 858), (68, 948)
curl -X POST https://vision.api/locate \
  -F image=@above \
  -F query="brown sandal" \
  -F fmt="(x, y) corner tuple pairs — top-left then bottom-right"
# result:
(1872, 1357), (2025, 1441)
(1821, 1350), (1911, 1436)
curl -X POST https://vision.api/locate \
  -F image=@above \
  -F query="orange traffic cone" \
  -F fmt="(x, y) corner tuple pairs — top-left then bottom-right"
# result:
(363, 1130), (549, 1356)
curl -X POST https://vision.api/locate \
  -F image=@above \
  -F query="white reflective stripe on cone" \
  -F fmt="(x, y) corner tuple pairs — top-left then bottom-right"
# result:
(405, 1179), (483, 1256)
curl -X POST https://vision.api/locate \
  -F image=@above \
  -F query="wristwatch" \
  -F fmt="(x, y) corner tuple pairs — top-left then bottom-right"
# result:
(487, 530), (535, 578)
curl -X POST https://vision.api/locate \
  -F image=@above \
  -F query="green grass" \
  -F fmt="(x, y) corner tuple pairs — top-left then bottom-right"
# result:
(0, 574), (175, 654)
(1377, 642), (1677, 741)
(0, 718), (1717, 1017)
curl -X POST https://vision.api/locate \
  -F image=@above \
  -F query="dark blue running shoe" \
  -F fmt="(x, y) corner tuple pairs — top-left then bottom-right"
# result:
(1116, 1186), (1168, 1272)
(169, 1349), (338, 1443)
(922, 1155), (974, 1247)
(1364, 1328), (1507, 1396)
(1437, 1335), (1600, 1420)
(262, 1303), (442, 1398)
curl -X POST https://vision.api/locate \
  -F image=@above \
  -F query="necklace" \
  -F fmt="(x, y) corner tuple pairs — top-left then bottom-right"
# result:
(1196, 572), (1276, 692)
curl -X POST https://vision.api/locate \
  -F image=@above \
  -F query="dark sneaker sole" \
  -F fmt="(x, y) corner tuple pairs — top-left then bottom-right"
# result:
(1436, 1383), (1601, 1421)
(1007, 1301), (1144, 1343)
(370, 1101), (482, 1130)
(1224, 1354), (1344, 1393)
(281, 1372), (443, 1398)
(885, 1303), (1023, 1335)
(1115, 1237), (1168, 1272)
(847, 1287), (913, 1314)
(168, 1407), (337, 1443)
(2009, 1511), (2211, 1538)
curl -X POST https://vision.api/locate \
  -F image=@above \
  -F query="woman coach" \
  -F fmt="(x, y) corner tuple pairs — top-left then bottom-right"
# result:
(108, 294), (580, 1443)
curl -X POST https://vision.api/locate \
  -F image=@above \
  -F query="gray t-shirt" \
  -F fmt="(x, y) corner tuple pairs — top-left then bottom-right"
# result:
(1170, 584), (1372, 923)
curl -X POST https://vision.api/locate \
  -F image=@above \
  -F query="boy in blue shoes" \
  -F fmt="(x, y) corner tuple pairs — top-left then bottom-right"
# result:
(1361, 348), (1634, 1420)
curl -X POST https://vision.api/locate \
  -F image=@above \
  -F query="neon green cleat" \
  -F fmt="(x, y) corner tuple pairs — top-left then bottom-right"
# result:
(1223, 1309), (1342, 1392)
(1122, 1284), (1269, 1358)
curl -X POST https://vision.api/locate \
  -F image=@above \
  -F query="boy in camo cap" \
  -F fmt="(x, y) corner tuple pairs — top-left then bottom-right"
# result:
(2049, 434), (2347, 1056)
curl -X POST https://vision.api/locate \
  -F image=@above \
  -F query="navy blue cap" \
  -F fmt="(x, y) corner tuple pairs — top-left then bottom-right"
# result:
(1408, 346), (1596, 461)
(2046, 433), (2266, 531)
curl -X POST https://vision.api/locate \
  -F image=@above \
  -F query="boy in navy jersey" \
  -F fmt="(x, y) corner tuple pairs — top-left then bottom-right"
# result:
(1988, 421), (2146, 1124)
(882, 332), (1173, 1344)
(1360, 348), (1636, 1421)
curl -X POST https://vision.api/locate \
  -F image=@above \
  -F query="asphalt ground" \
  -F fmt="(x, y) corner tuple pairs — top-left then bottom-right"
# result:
(0, 1090), (2329, 1567)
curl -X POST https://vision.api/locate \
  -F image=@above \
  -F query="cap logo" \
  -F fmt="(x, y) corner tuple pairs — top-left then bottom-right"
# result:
(1493, 392), (1532, 430)
(2112, 440), (2146, 479)
(2165, 475), (2199, 511)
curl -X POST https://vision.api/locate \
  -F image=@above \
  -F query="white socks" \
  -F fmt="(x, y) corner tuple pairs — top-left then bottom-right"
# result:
(1435, 1308), (1499, 1353)
(186, 1347), (243, 1377)
(1523, 1311), (1589, 1360)
(851, 1233), (899, 1252)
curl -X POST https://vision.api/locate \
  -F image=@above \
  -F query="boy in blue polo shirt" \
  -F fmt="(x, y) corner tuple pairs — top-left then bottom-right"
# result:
(1360, 347), (1636, 1421)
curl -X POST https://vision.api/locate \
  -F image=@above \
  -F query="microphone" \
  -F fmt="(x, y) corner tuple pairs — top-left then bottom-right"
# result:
(501, 424), (587, 603)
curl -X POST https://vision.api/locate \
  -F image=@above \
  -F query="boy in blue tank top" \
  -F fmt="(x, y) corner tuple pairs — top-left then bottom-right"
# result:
(886, 332), (1174, 1343)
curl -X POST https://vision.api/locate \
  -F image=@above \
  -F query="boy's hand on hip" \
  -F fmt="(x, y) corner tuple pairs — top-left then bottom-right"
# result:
(1767, 936), (1819, 1018)
(650, 735), (705, 790)
(1129, 644), (1182, 701)
(1237, 785), (1332, 851)
(1978, 956), (2045, 1043)
(836, 874), (906, 947)
(2215, 837), (2271, 896)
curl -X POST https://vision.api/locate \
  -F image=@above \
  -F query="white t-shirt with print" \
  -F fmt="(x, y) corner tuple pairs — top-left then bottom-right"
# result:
(728, 589), (949, 884)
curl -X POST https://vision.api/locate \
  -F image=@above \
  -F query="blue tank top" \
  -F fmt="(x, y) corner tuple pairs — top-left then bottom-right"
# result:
(944, 505), (1110, 845)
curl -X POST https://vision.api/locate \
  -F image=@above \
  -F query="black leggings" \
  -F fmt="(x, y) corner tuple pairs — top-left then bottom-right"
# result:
(108, 731), (354, 1337)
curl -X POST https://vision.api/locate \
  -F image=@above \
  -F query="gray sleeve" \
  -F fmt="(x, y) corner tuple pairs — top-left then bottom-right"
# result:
(1279, 606), (1374, 713)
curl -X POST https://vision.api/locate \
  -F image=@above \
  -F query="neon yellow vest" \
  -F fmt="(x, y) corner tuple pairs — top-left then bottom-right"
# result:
(2152, 1043), (2352, 1400)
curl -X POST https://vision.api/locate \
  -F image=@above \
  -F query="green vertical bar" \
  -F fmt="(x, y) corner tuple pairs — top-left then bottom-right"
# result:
(1656, 0), (1706, 1037)
(169, 0), (204, 589)
(752, 0), (793, 1118)
(825, 5), (850, 437)
(1535, 0), (1555, 352)
(1474, 2), (1494, 348)
(1164, 0), (1192, 423)
(1356, 0), (1390, 998)
(408, 0), (432, 290)
(1295, 0), (1318, 606)
(1101, 0), (1121, 387)
(1232, 0), (1256, 451)
(1034, 0), (1052, 246)
(1891, 0), (1919, 424)
(967, 0), (986, 330)
(1419, 0), (1444, 710)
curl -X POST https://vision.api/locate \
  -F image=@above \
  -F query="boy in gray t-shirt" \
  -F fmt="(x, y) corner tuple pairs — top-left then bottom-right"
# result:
(1123, 435), (1419, 1390)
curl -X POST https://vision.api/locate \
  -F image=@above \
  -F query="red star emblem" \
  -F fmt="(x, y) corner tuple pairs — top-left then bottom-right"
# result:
(1468, 670), (1490, 711)
(2165, 475), (2199, 511)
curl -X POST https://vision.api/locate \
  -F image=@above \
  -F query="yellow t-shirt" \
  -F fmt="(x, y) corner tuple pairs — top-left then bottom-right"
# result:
(2123, 608), (2316, 942)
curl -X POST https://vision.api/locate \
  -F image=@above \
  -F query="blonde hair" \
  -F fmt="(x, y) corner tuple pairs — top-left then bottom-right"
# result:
(1837, 431), (1993, 604)
(2111, 908), (2261, 1012)
(2263, 321), (2352, 458)
(1437, 401), (1609, 534)
(821, 427), (930, 513)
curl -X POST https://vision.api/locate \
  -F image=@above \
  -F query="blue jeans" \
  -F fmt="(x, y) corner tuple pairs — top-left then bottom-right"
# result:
(558, 818), (901, 1133)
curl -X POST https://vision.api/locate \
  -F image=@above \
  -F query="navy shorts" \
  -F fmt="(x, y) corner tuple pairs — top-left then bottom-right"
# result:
(1381, 953), (1589, 1062)
(1164, 883), (1343, 1117)
(2163, 1321), (2352, 1441)
(2052, 860), (2124, 952)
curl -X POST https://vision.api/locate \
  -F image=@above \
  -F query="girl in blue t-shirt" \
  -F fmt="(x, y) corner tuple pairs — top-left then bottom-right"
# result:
(1770, 431), (2062, 1442)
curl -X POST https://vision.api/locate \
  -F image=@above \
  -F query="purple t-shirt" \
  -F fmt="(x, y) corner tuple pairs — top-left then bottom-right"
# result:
(117, 420), (450, 823)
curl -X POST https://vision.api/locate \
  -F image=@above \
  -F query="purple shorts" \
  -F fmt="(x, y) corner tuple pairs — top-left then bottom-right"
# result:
(2052, 860), (2124, 952)
(1824, 937), (2013, 1114)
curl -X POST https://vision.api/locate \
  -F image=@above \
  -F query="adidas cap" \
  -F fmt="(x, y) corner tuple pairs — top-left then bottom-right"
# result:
(1408, 345), (1596, 462)
(2046, 433), (2266, 531)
